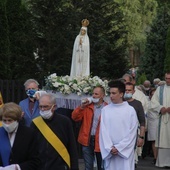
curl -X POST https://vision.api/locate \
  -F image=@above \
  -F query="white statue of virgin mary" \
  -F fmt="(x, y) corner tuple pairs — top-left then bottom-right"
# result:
(70, 19), (90, 77)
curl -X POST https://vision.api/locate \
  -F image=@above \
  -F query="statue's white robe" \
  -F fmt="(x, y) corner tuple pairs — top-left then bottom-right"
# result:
(70, 27), (90, 77)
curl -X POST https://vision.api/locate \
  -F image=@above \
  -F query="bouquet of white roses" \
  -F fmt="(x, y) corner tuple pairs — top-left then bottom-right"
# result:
(44, 73), (109, 96)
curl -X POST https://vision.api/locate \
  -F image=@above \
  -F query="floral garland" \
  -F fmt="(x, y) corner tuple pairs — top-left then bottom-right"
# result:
(44, 73), (109, 96)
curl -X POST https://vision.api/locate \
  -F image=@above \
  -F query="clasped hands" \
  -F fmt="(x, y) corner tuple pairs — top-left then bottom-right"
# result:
(160, 107), (170, 114)
(79, 38), (83, 46)
(111, 146), (118, 155)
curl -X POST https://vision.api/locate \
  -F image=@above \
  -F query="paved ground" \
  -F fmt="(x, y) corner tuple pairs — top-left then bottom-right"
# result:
(136, 157), (169, 170)
(78, 156), (170, 170)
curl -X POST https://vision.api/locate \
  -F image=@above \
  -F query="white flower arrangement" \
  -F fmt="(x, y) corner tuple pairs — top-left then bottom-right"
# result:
(44, 73), (109, 96)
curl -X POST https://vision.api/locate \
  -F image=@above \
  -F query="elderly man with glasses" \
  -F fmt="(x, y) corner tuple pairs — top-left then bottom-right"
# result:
(31, 93), (79, 170)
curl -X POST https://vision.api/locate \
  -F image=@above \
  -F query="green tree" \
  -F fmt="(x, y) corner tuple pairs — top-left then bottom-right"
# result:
(140, 3), (170, 81)
(0, 0), (158, 79)
(28, 0), (78, 77)
(164, 27), (170, 72)
(0, 0), (38, 79)
(0, 0), (10, 78)
(115, 0), (157, 48)
(136, 73), (147, 85)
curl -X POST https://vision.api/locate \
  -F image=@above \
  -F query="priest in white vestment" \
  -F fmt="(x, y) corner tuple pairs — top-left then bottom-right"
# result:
(70, 19), (90, 77)
(150, 72), (170, 167)
(99, 80), (138, 170)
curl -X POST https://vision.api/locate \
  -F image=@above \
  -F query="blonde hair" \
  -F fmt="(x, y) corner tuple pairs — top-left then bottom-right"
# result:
(0, 102), (22, 121)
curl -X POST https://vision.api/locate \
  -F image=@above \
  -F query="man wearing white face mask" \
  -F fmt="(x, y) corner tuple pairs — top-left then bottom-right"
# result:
(124, 82), (146, 166)
(31, 93), (79, 170)
(0, 102), (40, 170)
(72, 86), (107, 170)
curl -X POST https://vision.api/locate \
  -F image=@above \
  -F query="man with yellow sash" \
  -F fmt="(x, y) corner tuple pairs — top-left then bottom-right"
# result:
(31, 93), (79, 170)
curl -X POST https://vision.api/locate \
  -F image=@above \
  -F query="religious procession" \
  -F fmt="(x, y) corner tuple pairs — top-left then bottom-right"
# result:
(1, 1), (170, 170)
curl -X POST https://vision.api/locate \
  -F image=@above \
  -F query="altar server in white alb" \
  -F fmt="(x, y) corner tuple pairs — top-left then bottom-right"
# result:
(99, 80), (138, 170)
(70, 19), (90, 77)
(150, 72), (170, 168)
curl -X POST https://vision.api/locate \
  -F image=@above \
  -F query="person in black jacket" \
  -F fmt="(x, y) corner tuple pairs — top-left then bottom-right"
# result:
(31, 93), (79, 170)
(0, 102), (40, 170)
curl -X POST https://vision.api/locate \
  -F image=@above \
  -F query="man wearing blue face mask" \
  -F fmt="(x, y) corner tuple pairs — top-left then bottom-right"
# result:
(19, 79), (40, 127)
(72, 86), (107, 170)
(124, 82), (146, 167)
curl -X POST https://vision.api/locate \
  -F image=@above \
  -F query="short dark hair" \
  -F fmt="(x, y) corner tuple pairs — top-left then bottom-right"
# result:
(125, 82), (135, 90)
(165, 72), (170, 75)
(108, 80), (125, 94)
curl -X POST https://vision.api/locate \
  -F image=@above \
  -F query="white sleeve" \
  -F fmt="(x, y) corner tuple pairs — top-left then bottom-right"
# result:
(114, 109), (138, 159)
(150, 87), (162, 112)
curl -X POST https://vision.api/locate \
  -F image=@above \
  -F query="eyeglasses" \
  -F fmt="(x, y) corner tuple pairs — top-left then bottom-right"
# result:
(39, 105), (53, 109)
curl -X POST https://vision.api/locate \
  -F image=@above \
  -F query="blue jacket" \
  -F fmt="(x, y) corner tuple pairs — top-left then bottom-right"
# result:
(19, 98), (40, 127)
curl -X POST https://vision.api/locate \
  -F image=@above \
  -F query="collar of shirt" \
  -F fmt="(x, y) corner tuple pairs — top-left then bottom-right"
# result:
(8, 125), (19, 147)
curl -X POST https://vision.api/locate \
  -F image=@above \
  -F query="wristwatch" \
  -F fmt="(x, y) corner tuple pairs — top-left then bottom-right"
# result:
(139, 135), (144, 139)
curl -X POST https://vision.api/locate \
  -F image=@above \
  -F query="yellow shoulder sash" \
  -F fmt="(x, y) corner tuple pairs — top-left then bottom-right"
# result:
(0, 121), (2, 127)
(33, 116), (70, 168)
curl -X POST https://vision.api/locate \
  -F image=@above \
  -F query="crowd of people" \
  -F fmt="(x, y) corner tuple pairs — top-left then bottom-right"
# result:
(0, 79), (79, 170)
(0, 72), (170, 170)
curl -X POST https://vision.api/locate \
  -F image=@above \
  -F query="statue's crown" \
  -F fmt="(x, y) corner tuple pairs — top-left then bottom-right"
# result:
(81, 19), (89, 27)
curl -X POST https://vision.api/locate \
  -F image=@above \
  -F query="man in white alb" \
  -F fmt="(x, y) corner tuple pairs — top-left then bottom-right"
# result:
(150, 72), (170, 167)
(99, 80), (138, 170)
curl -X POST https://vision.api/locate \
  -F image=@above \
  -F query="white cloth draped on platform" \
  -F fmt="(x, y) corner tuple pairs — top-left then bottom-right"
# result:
(48, 91), (110, 109)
